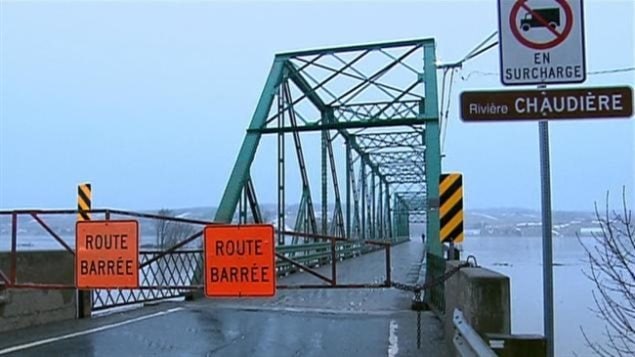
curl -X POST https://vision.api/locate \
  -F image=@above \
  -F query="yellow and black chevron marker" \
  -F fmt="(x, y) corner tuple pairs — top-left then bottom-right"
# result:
(439, 173), (463, 244)
(77, 183), (92, 221)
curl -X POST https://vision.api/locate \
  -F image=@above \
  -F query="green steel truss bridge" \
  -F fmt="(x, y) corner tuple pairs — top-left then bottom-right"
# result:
(214, 38), (444, 279)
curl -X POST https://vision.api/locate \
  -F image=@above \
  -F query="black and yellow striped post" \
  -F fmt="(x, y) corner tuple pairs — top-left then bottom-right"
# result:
(439, 173), (464, 244)
(76, 182), (92, 318)
(77, 183), (92, 221)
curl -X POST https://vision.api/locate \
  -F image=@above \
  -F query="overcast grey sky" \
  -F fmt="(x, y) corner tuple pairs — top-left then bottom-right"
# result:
(0, 0), (633, 211)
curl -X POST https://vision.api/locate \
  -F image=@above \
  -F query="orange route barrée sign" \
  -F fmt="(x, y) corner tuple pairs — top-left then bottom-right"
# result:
(204, 224), (276, 297)
(75, 220), (139, 289)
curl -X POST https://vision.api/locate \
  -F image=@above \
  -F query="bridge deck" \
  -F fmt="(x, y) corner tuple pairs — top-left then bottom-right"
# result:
(0, 240), (448, 356)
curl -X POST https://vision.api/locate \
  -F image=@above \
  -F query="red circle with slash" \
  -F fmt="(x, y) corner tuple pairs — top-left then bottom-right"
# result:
(510, 0), (573, 50)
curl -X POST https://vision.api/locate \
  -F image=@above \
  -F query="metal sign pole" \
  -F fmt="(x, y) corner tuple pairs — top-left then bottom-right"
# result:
(538, 96), (554, 356)
(495, 2), (589, 356)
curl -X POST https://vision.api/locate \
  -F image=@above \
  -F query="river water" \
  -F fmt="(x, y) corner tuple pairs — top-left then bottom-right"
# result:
(462, 236), (612, 357)
(1, 234), (613, 356)
(0, 235), (156, 251)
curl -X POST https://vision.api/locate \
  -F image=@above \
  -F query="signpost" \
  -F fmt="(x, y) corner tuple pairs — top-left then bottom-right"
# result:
(461, 86), (633, 121)
(204, 224), (276, 297)
(537, 99), (554, 357)
(75, 220), (139, 289)
(461, 1), (630, 355)
(494, 1), (594, 356)
(498, 0), (585, 85)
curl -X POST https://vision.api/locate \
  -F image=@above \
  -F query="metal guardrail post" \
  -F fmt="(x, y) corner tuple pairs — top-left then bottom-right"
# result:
(10, 212), (17, 285)
(385, 244), (391, 286)
(453, 308), (497, 357)
(330, 238), (337, 286)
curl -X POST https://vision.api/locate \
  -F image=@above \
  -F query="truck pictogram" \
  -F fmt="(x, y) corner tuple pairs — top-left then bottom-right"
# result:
(520, 8), (560, 31)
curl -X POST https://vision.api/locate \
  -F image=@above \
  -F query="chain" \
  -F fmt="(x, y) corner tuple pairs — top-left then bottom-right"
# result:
(391, 257), (479, 350)
(417, 309), (422, 349)
(392, 260), (473, 293)
(391, 281), (420, 292)
(414, 289), (422, 349)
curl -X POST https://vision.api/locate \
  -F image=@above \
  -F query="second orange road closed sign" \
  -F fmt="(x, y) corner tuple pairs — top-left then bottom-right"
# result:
(204, 224), (276, 297)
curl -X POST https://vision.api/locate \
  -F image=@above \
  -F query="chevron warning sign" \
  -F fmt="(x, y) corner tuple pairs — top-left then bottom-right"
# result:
(77, 183), (92, 221)
(439, 173), (463, 243)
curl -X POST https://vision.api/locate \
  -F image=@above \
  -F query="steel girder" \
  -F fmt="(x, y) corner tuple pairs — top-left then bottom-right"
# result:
(353, 131), (424, 150)
(214, 38), (442, 260)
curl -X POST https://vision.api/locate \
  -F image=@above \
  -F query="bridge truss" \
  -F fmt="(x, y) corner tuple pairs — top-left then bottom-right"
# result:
(214, 38), (443, 265)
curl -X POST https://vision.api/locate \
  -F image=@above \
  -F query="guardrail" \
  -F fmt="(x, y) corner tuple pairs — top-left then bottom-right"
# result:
(453, 308), (497, 357)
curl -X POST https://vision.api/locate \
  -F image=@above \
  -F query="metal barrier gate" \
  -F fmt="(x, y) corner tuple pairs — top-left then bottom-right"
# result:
(0, 208), (405, 312)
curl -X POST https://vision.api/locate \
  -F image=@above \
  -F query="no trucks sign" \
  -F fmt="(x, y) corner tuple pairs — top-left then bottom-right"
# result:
(498, 0), (586, 85)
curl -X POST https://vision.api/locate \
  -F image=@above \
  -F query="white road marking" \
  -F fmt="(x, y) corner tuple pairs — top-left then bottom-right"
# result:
(0, 307), (184, 355)
(388, 319), (399, 357)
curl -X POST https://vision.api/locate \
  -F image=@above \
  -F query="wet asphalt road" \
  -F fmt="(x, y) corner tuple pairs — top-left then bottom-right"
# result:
(0, 240), (448, 356)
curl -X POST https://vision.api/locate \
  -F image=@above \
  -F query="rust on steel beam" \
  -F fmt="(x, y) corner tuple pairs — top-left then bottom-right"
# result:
(139, 230), (204, 269)
(0, 208), (215, 226)
(0, 269), (10, 285)
(30, 213), (74, 255)
(277, 283), (390, 289)
(8, 283), (205, 290)
(275, 253), (333, 284)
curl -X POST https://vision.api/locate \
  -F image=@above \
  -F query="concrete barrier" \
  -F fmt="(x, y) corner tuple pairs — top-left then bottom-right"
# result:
(443, 260), (546, 356)
(443, 260), (511, 350)
(486, 333), (547, 356)
(0, 250), (77, 332)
